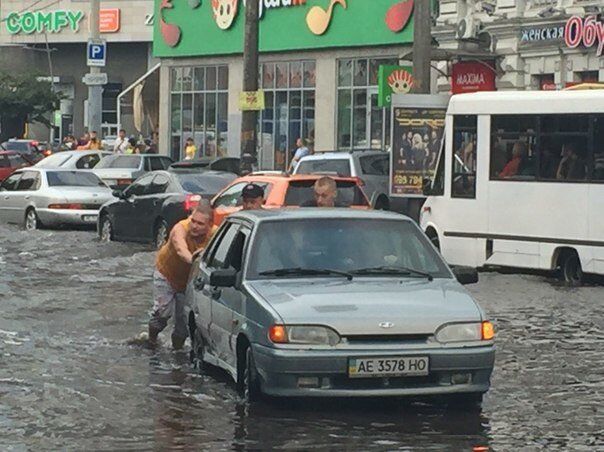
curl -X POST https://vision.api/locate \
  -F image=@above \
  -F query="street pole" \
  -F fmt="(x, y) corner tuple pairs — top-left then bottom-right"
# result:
(86, 0), (103, 136)
(240, 0), (260, 175)
(412, 0), (432, 94)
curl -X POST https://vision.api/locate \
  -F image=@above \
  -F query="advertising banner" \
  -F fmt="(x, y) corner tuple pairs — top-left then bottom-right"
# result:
(377, 65), (414, 108)
(451, 61), (496, 95)
(390, 94), (449, 197)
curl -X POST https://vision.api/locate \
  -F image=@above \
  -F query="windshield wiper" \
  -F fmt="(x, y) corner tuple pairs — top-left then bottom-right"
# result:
(351, 265), (434, 281)
(259, 267), (353, 281)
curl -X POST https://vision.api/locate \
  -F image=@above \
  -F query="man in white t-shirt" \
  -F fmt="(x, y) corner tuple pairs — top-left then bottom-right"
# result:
(113, 129), (129, 154)
(288, 137), (310, 173)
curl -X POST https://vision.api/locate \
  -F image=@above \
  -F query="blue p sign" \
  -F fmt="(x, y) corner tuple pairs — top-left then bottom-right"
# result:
(87, 41), (106, 67)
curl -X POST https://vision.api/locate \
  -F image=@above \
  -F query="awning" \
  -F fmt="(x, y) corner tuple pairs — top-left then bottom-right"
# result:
(117, 63), (160, 131)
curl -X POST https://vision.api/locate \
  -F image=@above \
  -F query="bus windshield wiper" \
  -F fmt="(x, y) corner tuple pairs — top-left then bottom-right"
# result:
(259, 267), (353, 281)
(351, 265), (434, 281)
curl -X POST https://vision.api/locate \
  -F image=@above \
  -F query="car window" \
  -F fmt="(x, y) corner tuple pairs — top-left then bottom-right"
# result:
(76, 154), (102, 169)
(227, 228), (250, 272)
(16, 171), (40, 191)
(213, 182), (248, 208)
(295, 159), (352, 176)
(0, 155), (9, 168)
(147, 174), (171, 195)
(359, 154), (389, 176)
(47, 171), (105, 187)
(3, 141), (29, 152)
(160, 157), (174, 169)
(175, 172), (237, 195)
(208, 223), (239, 269)
(146, 157), (164, 171)
(285, 180), (368, 207)
(1, 173), (21, 191)
(95, 155), (142, 169)
(9, 154), (27, 168)
(125, 174), (155, 197)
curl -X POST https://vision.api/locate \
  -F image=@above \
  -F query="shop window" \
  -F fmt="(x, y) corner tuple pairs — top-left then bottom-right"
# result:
(102, 83), (121, 126)
(170, 65), (228, 160)
(490, 115), (537, 180)
(337, 57), (397, 151)
(451, 115), (477, 198)
(259, 61), (316, 171)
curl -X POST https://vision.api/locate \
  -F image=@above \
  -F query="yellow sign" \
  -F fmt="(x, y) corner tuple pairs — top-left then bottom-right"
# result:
(239, 90), (265, 111)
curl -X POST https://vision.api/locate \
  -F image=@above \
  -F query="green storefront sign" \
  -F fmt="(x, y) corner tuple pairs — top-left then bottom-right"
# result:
(378, 65), (414, 107)
(154, 0), (415, 57)
(5, 10), (84, 34)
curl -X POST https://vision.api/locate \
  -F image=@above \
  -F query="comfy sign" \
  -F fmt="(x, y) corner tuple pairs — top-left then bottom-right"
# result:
(564, 15), (604, 56)
(451, 62), (496, 94)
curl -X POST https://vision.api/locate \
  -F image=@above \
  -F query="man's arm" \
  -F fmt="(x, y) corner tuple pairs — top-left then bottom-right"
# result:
(170, 223), (194, 264)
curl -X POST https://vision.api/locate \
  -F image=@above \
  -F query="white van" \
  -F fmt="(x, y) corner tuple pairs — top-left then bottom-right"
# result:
(420, 90), (604, 284)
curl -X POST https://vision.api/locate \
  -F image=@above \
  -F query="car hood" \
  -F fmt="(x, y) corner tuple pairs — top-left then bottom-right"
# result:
(246, 278), (482, 336)
(93, 168), (138, 179)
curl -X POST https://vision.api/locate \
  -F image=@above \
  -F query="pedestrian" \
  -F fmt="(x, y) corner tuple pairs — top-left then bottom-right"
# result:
(86, 135), (102, 150)
(114, 129), (129, 154)
(288, 137), (310, 173)
(76, 132), (90, 150)
(241, 183), (264, 211)
(184, 137), (197, 160)
(148, 201), (216, 348)
(301, 176), (339, 207)
(124, 138), (138, 154)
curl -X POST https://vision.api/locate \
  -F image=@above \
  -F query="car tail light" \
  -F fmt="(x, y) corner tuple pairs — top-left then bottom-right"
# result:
(117, 179), (132, 186)
(48, 203), (83, 209)
(481, 321), (495, 340)
(184, 194), (202, 211)
(268, 325), (288, 344)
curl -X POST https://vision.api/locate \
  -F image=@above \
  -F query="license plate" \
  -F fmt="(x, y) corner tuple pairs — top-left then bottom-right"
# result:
(348, 356), (429, 378)
(82, 215), (97, 223)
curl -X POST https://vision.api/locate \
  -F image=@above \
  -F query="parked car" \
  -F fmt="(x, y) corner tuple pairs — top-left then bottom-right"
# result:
(93, 154), (174, 190)
(0, 151), (34, 182)
(186, 209), (495, 402)
(1, 139), (46, 162)
(0, 169), (114, 230)
(170, 156), (241, 175)
(98, 170), (237, 247)
(211, 173), (370, 226)
(294, 150), (391, 210)
(35, 150), (112, 170)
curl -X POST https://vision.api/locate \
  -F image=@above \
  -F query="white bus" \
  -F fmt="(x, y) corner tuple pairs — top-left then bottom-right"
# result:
(420, 90), (604, 284)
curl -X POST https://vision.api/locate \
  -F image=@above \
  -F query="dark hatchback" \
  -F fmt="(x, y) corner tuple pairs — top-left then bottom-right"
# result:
(98, 170), (237, 247)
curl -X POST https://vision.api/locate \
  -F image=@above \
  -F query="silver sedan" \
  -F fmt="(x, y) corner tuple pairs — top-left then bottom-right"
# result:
(0, 169), (114, 230)
(35, 150), (111, 170)
(186, 209), (495, 405)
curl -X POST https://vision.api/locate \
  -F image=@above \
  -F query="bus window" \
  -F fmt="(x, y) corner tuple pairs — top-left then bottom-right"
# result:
(490, 115), (537, 180)
(594, 115), (604, 181)
(451, 115), (477, 198)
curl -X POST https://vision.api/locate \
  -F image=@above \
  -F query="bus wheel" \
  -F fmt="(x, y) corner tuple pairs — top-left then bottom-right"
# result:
(560, 250), (583, 286)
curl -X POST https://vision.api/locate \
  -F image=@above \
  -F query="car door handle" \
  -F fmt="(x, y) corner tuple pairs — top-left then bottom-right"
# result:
(24, 196), (30, 200)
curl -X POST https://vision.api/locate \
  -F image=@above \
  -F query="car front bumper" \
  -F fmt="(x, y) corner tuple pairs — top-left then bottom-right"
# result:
(253, 343), (495, 398)
(37, 209), (100, 227)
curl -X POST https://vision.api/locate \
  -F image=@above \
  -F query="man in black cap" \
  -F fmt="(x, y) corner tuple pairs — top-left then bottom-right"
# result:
(241, 183), (264, 211)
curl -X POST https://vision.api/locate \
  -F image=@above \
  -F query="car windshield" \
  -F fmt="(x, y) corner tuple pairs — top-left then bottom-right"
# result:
(2, 141), (30, 152)
(296, 159), (351, 176)
(95, 155), (141, 169)
(36, 153), (73, 168)
(47, 171), (106, 187)
(248, 219), (451, 280)
(284, 180), (368, 207)
(176, 172), (236, 194)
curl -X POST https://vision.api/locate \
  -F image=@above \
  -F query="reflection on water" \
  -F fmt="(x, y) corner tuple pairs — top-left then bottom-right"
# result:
(0, 225), (602, 450)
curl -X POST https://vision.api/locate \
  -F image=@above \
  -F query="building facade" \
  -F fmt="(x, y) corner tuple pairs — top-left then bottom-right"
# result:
(154, 0), (415, 168)
(434, 0), (604, 93)
(0, 0), (157, 141)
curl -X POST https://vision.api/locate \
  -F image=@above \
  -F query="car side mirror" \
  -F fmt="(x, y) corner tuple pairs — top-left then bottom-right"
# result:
(422, 177), (433, 196)
(210, 267), (237, 288)
(452, 266), (479, 285)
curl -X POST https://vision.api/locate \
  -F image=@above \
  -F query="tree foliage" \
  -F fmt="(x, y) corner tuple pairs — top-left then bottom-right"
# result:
(0, 71), (61, 128)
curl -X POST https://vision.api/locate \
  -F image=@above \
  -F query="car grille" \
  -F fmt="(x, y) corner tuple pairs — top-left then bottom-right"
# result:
(345, 334), (431, 344)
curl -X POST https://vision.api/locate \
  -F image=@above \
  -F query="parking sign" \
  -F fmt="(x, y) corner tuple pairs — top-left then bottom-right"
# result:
(87, 40), (106, 67)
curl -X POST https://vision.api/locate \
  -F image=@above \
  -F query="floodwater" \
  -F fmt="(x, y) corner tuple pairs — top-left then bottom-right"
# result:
(0, 225), (602, 450)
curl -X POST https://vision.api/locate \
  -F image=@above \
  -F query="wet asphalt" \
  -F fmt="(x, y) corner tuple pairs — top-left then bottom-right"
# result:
(0, 225), (602, 451)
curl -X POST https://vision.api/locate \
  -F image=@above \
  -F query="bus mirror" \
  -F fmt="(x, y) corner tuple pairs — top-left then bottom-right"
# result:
(422, 178), (433, 196)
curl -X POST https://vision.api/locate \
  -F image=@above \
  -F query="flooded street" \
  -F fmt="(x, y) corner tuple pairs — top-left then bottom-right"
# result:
(1, 225), (602, 451)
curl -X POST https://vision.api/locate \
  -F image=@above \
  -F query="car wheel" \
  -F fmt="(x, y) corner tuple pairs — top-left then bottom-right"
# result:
(154, 219), (168, 250)
(24, 208), (40, 231)
(561, 251), (583, 286)
(99, 215), (113, 242)
(240, 346), (261, 402)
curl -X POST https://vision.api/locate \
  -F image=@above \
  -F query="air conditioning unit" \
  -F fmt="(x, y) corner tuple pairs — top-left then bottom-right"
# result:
(456, 16), (480, 40)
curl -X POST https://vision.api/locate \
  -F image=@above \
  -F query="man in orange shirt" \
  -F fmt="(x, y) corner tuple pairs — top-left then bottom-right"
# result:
(149, 201), (215, 349)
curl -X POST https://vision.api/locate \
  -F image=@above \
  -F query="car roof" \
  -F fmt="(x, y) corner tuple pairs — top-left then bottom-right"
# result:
(229, 208), (412, 223)
(169, 169), (236, 177)
(241, 174), (360, 183)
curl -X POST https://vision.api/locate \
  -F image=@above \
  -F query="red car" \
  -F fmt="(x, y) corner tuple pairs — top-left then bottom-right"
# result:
(0, 151), (33, 182)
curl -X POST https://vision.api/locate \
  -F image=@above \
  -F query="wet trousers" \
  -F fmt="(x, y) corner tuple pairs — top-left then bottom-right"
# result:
(149, 270), (188, 342)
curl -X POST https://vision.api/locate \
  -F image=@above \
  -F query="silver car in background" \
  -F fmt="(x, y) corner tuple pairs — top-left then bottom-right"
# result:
(35, 150), (111, 170)
(93, 154), (174, 191)
(0, 169), (114, 230)
(186, 209), (495, 404)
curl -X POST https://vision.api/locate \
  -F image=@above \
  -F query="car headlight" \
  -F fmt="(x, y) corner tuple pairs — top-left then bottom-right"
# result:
(436, 321), (494, 343)
(268, 325), (340, 346)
